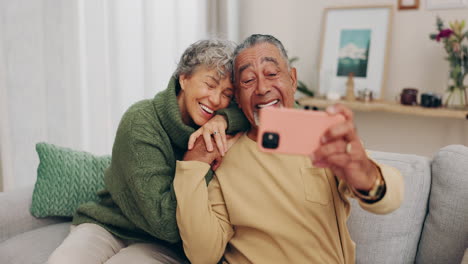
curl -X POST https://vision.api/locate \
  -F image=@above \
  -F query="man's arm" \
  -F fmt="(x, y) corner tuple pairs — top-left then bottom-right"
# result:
(354, 162), (404, 214)
(337, 161), (404, 214)
(174, 138), (235, 264)
(313, 104), (404, 214)
(174, 162), (234, 264)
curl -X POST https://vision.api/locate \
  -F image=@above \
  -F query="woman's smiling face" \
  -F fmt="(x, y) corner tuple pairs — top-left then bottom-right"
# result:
(178, 66), (234, 127)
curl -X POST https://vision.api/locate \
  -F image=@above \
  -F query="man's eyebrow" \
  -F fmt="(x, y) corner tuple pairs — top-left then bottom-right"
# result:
(238, 63), (252, 76)
(238, 57), (279, 76)
(206, 75), (220, 85)
(261, 57), (279, 66)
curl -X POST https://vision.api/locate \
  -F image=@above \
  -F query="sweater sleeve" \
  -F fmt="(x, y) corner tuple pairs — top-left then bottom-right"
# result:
(355, 162), (404, 214)
(106, 124), (180, 243)
(215, 101), (250, 134)
(105, 107), (214, 243)
(174, 161), (234, 264)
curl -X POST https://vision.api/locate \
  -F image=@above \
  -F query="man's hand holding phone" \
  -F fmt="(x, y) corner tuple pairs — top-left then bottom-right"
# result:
(257, 104), (381, 193)
(312, 104), (380, 192)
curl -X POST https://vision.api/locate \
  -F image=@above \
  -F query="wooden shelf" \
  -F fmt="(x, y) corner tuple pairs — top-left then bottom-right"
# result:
(298, 97), (468, 120)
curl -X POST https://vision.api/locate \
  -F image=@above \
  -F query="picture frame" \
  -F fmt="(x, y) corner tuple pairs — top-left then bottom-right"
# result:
(398, 0), (420, 10)
(426, 0), (468, 9)
(318, 6), (393, 100)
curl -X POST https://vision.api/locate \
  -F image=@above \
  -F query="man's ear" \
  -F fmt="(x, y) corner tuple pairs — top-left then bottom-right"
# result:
(290, 67), (298, 93)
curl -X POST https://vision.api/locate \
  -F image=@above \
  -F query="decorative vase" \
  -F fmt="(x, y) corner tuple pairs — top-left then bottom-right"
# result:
(444, 58), (468, 109)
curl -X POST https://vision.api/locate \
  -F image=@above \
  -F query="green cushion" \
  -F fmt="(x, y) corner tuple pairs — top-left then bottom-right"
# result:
(30, 143), (111, 218)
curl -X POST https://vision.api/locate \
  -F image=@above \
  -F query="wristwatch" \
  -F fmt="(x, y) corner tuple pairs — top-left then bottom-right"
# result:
(351, 173), (386, 204)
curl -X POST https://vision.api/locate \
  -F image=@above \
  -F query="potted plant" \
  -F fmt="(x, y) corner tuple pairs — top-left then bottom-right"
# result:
(430, 17), (468, 109)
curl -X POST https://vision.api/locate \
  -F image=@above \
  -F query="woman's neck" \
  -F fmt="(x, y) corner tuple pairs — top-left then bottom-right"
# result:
(177, 91), (195, 127)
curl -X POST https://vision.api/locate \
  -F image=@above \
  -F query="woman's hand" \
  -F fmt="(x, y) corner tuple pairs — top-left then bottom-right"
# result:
(188, 115), (228, 156)
(184, 132), (242, 171)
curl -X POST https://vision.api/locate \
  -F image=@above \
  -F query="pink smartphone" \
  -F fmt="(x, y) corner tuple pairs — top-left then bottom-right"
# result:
(257, 107), (345, 155)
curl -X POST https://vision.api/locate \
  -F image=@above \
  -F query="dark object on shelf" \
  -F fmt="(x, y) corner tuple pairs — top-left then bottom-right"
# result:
(400, 88), (418, 105)
(421, 93), (442, 108)
(302, 105), (319, 111)
(295, 101), (320, 111)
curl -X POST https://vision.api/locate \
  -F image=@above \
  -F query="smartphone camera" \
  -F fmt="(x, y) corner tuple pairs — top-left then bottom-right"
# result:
(262, 132), (279, 149)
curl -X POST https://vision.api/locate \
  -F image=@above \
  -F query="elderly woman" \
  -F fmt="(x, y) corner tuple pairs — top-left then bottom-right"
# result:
(48, 39), (248, 264)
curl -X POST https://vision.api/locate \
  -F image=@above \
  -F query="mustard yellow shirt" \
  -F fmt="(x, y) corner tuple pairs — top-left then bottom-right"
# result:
(174, 134), (403, 264)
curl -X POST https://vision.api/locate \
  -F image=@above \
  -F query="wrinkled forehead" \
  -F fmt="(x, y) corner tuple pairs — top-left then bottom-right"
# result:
(234, 43), (286, 71)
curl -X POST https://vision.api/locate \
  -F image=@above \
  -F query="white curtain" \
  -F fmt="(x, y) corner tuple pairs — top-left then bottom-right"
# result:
(0, 0), (239, 191)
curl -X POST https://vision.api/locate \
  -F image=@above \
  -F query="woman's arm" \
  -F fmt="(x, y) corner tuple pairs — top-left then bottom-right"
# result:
(188, 101), (249, 155)
(215, 101), (250, 134)
(105, 113), (213, 243)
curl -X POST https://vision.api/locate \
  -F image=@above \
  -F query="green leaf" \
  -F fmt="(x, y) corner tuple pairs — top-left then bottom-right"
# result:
(437, 17), (444, 30)
(296, 81), (314, 97)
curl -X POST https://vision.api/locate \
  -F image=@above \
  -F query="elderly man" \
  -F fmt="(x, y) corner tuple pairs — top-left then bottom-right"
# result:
(174, 34), (404, 264)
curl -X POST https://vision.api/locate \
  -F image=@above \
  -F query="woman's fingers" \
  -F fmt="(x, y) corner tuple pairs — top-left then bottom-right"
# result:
(202, 131), (214, 152)
(188, 114), (229, 153)
(220, 129), (227, 154)
(213, 132), (225, 156)
(188, 130), (202, 150)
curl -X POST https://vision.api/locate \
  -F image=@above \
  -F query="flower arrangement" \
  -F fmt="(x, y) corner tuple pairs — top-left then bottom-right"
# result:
(429, 17), (468, 108)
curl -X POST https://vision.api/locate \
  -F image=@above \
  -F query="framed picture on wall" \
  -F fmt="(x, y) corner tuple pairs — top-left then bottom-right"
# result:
(318, 6), (393, 99)
(426, 0), (468, 10)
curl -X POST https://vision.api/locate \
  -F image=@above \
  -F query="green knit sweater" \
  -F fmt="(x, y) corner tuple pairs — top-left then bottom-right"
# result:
(72, 77), (249, 244)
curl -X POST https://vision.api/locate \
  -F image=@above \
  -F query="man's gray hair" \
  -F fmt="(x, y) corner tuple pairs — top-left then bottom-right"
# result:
(233, 34), (290, 75)
(174, 39), (236, 80)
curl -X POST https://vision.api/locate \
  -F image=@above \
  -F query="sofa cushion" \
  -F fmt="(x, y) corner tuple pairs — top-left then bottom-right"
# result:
(348, 150), (431, 264)
(30, 143), (111, 217)
(0, 222), (70, 264)
(416, 145), (468, 264)
(0, 185), (67, 244)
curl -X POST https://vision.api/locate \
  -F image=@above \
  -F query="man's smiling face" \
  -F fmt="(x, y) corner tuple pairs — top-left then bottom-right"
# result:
(234, 42), (297, 135)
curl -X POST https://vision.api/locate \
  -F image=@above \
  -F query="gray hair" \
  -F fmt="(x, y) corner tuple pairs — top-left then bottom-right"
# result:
(233, 34), (290, 79)
(174, 39), (236, 80)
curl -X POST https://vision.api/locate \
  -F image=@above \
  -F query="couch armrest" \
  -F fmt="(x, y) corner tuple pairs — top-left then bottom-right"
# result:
(0, 185), (69, 243)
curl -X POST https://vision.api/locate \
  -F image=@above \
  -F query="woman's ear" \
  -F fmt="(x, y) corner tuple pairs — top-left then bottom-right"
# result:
(179, 74), (188, 91)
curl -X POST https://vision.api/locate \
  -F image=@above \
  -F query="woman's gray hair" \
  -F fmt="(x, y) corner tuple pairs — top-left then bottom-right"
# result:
(233, 34), (290, 82)
(174, 39), (236, 80)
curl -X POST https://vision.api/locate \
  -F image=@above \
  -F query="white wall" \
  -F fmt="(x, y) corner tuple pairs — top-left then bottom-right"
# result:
(238, 0), (468, 157)
(0, 0), (221, 191)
